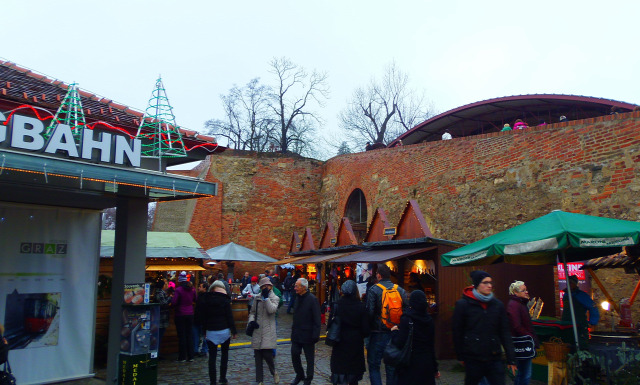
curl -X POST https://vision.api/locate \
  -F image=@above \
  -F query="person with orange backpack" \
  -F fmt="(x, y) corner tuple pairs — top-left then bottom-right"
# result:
(365, 263), (407, 385)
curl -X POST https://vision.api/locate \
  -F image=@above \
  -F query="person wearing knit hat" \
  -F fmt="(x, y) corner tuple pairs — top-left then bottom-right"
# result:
(242, 276), (261, 312)
(390, 290), (440, 384)
(172, 270), (196, 362)
(562, 275), (599, 349)
(178, 271), (188, 282)
(452, 270), (516, 384)
(328, 280), (369, 385)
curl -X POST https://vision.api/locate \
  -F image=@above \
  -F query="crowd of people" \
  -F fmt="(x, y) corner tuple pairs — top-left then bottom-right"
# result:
(150, 265), (596, 385)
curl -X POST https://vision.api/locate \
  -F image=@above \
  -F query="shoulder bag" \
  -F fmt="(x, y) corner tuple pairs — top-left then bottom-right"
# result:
(0, 361), (16, 385)
(512, 335), (536, 359)
(383, 320), (413, 367)
(325, 303), (340, 346)
(245, 300), (260, 337)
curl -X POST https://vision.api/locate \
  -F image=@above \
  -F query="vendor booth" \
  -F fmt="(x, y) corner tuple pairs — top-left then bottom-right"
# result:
(0, 61), (223, 384)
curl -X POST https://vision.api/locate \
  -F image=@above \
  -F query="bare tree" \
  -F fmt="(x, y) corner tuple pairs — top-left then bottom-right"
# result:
(339, 62), (433, 148)
(268, 57), (330, 155)
(203, 78), (275, 151)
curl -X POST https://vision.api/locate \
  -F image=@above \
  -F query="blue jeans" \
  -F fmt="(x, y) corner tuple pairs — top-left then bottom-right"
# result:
(367, 332), (396, 385)
(513, 358), (532, 385)
(283, 290), (291, 303)
(287, 293), (296, 313)
(192, 324), (208, 354)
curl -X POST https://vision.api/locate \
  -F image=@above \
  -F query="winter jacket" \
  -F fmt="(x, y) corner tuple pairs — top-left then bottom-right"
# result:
(194, 291), (237, 335)
(249, 290), (279, 349)
(171, 283), (196, 317)
(365, 279), (407, 332)
(562, 288), (600, 326)
(284, 276), (296, 291)
(392, 308), (438, 385)
(291, 291), (321, 344)
(452, 286), (515, 364)
(507, 295), (538, 347)
(240, 275), (251, 291)
(242, 283), (261, 307)
(329, 295), (370, 376)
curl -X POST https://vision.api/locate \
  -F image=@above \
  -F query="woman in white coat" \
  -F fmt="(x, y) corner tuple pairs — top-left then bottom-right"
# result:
(250, 277), (280, 385)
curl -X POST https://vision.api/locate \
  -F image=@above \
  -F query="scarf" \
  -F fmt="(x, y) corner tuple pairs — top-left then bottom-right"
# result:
(472, 288), (494, 303)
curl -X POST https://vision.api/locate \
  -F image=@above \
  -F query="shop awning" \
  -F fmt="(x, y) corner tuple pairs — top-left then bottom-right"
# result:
(146, 264), (205, 271)
(332, 247), (437, 263)
(294, 252), (358, 264)
(101, 230), (210, 259)
(0, 149), (217, 202)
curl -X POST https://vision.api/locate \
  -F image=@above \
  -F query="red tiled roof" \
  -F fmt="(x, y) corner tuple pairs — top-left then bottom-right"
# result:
(0, 59), (219, 149)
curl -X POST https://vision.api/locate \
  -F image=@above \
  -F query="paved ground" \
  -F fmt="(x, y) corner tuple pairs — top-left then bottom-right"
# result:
(57, 308), (545, 385)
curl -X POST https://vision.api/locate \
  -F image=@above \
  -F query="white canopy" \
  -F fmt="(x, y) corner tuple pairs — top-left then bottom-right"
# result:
(205, 242), (278, 262)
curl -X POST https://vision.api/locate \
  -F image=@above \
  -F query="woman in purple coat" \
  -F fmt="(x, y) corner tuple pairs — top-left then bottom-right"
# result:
(506, 281), (539, 385)
(172, 271), (196, 362)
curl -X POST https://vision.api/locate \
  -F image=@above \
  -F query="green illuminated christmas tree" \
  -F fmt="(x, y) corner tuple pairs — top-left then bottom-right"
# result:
(136, 76), (187, 161)
(44, 82), (86, 141)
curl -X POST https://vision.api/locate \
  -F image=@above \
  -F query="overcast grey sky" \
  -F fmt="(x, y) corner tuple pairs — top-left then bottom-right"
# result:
(4, 0), (639, 157)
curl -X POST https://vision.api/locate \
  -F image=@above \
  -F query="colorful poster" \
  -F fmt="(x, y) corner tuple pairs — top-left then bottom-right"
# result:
(0, 203), (101, 384)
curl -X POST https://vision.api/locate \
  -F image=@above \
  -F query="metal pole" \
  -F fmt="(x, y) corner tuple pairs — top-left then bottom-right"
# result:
(562, 250), (581, 351)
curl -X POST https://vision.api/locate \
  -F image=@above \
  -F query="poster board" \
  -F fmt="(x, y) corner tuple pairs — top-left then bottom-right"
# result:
(0, 203), (100, 384)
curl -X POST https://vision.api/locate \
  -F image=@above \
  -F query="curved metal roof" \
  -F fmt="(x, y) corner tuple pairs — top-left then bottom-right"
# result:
(390, 94), (638, 146)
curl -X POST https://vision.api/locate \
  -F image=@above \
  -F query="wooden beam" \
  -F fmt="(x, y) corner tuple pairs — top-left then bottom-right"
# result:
(628, 279), (640, 306)
(586, 268), (620, 314)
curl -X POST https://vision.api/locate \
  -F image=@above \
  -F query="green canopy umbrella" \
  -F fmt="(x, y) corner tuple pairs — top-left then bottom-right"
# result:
(441, 210), (640, 350)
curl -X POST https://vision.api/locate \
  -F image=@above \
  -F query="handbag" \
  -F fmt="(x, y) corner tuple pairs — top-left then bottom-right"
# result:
(245, 300), (260, 337)
(383, 320), (413, 367)
(0, 362), (16, 385)
(512, 335), (536, 359)
(325, 303), (340, 346)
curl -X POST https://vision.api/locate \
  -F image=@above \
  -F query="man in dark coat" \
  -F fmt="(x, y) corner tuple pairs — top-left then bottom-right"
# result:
(365, 263), (407, 385)
(240, 271), (251, 292)
(290, 278), (321, 385)
(452, 270), (516, 385)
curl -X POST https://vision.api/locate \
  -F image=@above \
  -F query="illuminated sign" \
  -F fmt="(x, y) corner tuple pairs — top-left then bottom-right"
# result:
(0, 111), (141, 167)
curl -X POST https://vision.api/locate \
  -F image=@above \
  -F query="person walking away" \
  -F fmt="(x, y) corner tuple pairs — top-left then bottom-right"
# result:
(365, 263), (407, 385)
(452, 270), (516, 385)
(195, 280), (237, 385)
(290, 278), (321, 385)
(153, 279), (172, 359)
(390, 290), (440, 385)
(283, 272), (295, 303)
(217, 272), (232, 298)
(243, 276), (261, 312)
(172, 271), (196, 362)
(250, 277), (281, 385)
(507, 281), (539, 385)
(562, 275), (599, 349)
(329, 280), (370, 385)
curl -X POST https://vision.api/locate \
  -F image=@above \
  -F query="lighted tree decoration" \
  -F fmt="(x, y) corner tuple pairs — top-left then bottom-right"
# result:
(44, 82), (86, 141)
(136, 76), (187, 168)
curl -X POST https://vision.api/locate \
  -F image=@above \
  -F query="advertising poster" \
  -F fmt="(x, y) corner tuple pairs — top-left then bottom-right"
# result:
(0, 203), (101, 384)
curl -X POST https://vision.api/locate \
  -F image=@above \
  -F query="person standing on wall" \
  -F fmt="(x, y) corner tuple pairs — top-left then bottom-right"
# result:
(452, 270), (516, 385)
(365, 263), (407, 385)
(506, 280), (539, 385)
(172, 271), (196, 362)
(290, 278), (321, 385)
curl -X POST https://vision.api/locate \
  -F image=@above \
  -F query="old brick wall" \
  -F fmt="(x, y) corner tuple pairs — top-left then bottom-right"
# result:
(321, 111), (640, 326)
(185, 150), (324, 277)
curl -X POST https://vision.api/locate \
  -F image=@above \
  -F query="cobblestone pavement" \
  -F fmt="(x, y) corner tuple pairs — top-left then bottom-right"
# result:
(58, 308), (545, 385)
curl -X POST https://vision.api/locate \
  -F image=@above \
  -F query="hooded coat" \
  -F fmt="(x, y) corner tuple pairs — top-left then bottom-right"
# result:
(329, 294), (370, 377)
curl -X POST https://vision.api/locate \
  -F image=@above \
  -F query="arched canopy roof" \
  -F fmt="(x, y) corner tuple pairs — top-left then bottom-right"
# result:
(390, 94), (638, 146)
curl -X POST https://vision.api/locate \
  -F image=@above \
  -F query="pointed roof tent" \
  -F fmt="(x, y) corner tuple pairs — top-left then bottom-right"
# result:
(393, 200), (433, 240)
(300, 227), (316, 252)
(288, 231), (302, 254)
(318, 222), (337, 249)
(336, 217), (358, 247)
(364, 208), (393, 243)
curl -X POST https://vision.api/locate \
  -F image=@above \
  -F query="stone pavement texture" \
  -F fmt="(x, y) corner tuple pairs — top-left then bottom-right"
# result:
(57, 308), (545, 385)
